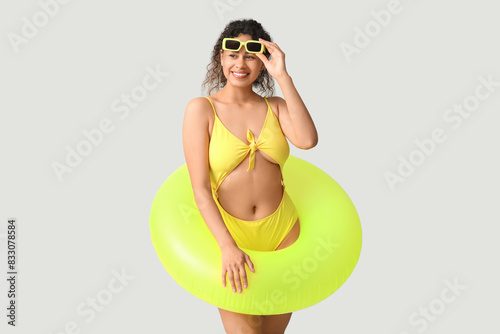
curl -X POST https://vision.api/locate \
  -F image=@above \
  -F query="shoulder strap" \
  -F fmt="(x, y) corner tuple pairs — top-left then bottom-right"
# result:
(263, 96), (270, 109)
(205, 97), (216, 116)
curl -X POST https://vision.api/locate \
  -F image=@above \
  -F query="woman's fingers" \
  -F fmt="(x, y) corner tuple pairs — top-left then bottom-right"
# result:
(259, 38), (284, 58)
(259, 38), (279, 53)
(245, 254), (255, 273)
(222, 269), (226, 287)
(240, 266), (248, 289)
(221, 250), (254, 293)
(255, 52), (269, 66)
(227, 269), (236, 292)
(257, 38), (287, 79)
(233, 268), (243, 293)
(222, 266), (248, 293)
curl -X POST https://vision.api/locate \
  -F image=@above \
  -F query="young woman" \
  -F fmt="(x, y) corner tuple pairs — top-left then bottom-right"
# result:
(182, 19), (318, 333)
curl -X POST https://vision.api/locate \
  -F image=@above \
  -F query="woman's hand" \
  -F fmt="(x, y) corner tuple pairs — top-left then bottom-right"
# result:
(221, 244), (255, 293)
(255, 38), (289, 80)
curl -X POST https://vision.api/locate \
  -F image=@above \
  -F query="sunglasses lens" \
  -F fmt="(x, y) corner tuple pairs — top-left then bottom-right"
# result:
(225, 39), (241, 51)
(246, 42), (262, 53)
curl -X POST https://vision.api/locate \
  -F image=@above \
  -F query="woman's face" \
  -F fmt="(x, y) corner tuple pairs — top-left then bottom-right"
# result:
(220, 33), (265, 87)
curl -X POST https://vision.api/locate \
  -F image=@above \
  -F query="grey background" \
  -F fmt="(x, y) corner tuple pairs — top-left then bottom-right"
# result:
(1, 0), (499, 332)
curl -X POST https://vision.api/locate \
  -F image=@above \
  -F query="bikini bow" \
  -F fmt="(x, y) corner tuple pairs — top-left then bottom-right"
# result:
(247, 129), (259, 171)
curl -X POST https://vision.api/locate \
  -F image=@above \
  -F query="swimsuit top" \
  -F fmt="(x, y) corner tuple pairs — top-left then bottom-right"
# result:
(205, 96), (290, 198)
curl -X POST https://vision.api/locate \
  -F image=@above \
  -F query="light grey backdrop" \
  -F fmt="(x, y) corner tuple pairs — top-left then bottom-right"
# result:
(1, 0), (499, 333)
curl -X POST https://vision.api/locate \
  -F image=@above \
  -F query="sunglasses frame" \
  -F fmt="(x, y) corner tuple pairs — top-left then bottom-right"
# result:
(222, 38), (266, 54)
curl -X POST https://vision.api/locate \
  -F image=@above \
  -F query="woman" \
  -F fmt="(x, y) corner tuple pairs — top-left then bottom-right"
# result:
(182, 19), (318, 333)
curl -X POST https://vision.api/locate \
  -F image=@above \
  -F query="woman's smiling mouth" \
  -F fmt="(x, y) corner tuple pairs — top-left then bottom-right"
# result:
(232, 72), (249, 78)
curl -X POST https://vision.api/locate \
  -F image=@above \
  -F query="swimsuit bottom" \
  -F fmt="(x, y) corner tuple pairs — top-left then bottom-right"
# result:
(212, 186), (299, 252)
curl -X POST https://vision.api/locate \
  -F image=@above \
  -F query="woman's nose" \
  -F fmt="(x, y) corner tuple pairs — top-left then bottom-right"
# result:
(236, 54), (247, 66)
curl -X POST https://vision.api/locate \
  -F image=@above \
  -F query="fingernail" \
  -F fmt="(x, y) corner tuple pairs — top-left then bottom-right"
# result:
(233, 288), (236, 292)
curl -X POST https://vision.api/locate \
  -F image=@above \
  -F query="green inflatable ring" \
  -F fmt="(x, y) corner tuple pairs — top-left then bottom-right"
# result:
(149, 155), (362, 315)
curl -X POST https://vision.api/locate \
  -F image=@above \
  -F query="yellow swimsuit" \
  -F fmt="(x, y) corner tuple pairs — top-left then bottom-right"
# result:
(205, 96), (299, 251)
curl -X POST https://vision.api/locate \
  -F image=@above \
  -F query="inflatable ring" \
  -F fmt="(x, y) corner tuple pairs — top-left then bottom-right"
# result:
(149, 155), (362, 315)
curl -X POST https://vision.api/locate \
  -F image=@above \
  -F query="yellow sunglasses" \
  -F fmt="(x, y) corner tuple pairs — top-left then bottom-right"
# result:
(222, 38), (266, 54)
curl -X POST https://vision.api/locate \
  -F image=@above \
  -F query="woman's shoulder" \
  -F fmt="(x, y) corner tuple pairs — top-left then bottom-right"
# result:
(185, 96), (214, 115)
(186, 96), (212, 106)
(183, 97), (216, 133)
(264, 96), (285, 117)
(265, 96), (285, 104)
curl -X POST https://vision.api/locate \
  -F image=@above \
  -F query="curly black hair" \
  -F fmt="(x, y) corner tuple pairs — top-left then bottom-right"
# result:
(201, 19), (274, 97)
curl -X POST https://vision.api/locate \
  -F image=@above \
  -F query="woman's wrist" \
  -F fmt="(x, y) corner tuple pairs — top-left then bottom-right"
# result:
(218, 238), (238, 251)
(275, 72), (292, 84)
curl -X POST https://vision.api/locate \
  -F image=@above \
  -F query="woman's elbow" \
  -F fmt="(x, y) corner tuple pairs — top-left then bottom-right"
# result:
(300, 135), (318, 150)
(193, 186), (214, 207)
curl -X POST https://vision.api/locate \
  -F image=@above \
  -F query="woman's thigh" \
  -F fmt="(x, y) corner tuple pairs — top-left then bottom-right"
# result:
(217, 216), (299, 333)
(259, 219), (298, 332)
(218, 307), (263, 334)
(275, 218), (300, 250)
(261, 312), (293, 334)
